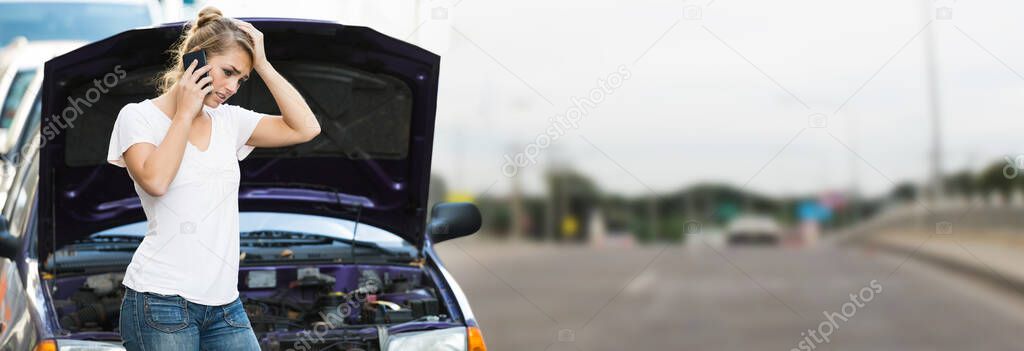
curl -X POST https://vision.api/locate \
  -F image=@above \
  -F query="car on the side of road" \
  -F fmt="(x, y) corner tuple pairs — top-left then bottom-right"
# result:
(0, 41), (84, 150)
(0, 19), (488, 351)
(0, 41), (84, 210)
(726, 215), (782, 245)
(0, 0), (161, 47)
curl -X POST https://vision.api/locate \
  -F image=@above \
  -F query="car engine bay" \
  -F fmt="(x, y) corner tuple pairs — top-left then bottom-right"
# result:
(49, 264), (451, 350)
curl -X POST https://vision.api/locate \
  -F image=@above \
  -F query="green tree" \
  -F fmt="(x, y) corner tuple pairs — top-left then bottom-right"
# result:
(978, 160), (1022, 198)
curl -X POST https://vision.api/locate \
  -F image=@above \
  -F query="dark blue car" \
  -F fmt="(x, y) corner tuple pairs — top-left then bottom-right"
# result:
(0, 19), (487, 351)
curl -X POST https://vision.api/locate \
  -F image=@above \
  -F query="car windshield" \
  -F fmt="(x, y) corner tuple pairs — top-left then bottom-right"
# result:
(0, 2), (152, 45)
(79, 212), (416, 259)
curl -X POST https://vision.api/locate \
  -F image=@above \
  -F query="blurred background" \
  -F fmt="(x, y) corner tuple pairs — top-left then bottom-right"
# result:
(4, 0), (1024, 349)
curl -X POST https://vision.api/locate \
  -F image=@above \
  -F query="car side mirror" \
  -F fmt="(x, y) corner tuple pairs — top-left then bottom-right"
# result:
(427, 202), (481, 244)
(0, 217), (17, 260)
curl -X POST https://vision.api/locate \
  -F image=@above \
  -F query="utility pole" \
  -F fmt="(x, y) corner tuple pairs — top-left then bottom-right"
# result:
(685, 186), (695, 221)
(922, 0), (945, 205)
(846, 110), (861, 224)
(648, 193), (658, 240)
(509, 146), (524, 240)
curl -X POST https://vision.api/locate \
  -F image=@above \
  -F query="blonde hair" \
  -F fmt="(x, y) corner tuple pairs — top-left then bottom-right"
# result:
(156, 6), (254, 94)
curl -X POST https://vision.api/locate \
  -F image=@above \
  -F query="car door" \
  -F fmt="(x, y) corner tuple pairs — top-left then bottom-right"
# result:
(0, 136), (39, 350)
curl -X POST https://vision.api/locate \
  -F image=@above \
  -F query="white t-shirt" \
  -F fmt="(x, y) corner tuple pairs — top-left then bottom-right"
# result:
(106, 99), (264, 306)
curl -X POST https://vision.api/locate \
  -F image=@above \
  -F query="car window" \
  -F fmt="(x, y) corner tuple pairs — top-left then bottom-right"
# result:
(7, 96), (40, 163)
(1, 69), (35, 128)
(5, 149), (38, 238)
(0, 2), (152, 45)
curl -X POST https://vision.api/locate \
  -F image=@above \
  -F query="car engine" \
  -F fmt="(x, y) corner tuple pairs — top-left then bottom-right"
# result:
(51, 265), (447, 350)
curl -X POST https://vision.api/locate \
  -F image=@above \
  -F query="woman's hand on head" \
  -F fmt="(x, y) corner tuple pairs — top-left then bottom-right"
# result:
(232, 19), (268, 70)
(174, 59), (213, 121)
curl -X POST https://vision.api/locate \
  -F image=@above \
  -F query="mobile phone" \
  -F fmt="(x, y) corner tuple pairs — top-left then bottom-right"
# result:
(182, 49), (210, 90)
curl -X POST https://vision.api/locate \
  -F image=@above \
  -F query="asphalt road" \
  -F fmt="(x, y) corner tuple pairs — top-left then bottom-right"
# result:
(435, 237), (1024, 350)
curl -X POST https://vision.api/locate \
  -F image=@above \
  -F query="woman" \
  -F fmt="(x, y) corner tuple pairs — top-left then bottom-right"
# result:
(106, 7), (320, 350)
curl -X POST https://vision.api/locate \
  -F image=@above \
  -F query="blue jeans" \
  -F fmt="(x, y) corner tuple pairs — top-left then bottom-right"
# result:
(119, 287), (260, 351)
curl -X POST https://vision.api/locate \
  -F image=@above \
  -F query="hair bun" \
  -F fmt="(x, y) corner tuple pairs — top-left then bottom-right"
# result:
(194, 6), (223, 30)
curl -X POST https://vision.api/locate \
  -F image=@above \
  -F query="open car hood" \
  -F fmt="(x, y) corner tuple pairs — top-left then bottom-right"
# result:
(39, 19), (440, 255)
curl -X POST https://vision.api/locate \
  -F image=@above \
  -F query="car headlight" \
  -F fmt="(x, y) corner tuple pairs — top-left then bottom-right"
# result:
(43, 339), (125, 351)
(387, 327), (467, 351)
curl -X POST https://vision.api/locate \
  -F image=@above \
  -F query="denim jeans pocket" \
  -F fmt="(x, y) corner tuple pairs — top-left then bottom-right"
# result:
(143, 292), (189, 333)
(222, 299), (252, 329)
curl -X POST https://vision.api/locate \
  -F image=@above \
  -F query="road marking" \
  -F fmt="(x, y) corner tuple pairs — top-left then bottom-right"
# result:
(625, 271), (657, 295)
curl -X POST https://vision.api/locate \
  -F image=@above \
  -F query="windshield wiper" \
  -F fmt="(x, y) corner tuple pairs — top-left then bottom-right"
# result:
(238, 182), (418, 266)
(240, 230), (410, 258)
(58, 234), (142, 252)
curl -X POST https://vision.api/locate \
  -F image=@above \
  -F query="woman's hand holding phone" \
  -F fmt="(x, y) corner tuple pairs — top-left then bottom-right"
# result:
(174, 59), (213, 122)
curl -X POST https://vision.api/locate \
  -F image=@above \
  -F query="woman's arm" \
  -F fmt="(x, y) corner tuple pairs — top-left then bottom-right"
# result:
(234, 20), (321, 148)
(123, 120), (188, 197)
(124, 62), (212, 197)
(248, 62), (321, 147)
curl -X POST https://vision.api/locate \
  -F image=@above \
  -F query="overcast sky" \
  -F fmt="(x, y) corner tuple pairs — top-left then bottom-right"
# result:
(204, 0), (1024, 198)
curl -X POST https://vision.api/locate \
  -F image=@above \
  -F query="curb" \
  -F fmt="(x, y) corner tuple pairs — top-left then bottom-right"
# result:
(847, 235), (1024, 297)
